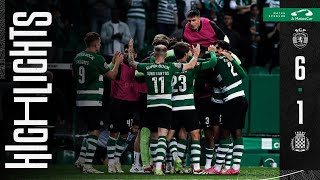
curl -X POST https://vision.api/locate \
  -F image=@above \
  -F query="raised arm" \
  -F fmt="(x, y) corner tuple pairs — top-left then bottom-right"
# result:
(127, 38), (140, 69)
(198, 45), (217, 70)
(105, 51), (124, 80)
(182, 44), (200, 71)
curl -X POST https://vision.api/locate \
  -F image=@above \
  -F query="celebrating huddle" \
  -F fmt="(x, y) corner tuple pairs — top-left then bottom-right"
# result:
(72, 9), (248, 176)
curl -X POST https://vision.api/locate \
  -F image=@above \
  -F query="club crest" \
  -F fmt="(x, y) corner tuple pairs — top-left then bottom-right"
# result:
(292, 28), (308, 49)
(291, 131), (310, 152)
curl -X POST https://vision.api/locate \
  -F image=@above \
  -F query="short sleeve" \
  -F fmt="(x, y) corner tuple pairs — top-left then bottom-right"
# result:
(171, 63), (183, 73)
(96, 55), (110, 74)
(137, 63), (148, 74)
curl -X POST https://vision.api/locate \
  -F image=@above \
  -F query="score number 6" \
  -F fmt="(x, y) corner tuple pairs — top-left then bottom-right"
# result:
(295, 56), (305, 125)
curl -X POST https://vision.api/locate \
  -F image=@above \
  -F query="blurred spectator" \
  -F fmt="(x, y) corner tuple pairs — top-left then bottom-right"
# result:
(261, 0), (279, 69)
(183, 0), (202, 18)
(48, 6), (67, 63)
(229, 0), (256, 34)
(101, 9), (131, 62)
(265, 23), (279, 69)
(169, 19), (188, 41)
(204, 0), (224, 22)
(264, 0), (279, 8)
(229, 0), (255, 15)
(157, 0), (179, 36)
(176, 0), (187, 27)
(262, 0), (279, 33)
(127, 0), (148, 51)
(228, 0), (256, 68)
(249, 4), (262, 66)
(222, 12), (241, 56)
(115, 0), (131, 21)
(88, 0), (115, 33)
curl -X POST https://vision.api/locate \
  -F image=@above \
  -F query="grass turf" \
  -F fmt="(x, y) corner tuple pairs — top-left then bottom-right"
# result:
(4, 165), (280, 180)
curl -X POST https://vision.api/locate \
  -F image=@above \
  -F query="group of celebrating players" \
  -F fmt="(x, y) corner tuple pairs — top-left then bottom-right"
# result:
(72, 9), (248, 176)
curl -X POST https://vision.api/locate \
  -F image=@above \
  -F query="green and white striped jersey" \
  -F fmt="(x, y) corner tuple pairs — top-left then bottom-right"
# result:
(73, 51), (109, 106)
(137, 59), (183, 109)
(213, 56), (246, 102)
(172, 52), (217, 111)
(127, 0), (146, 19)
(211, 85), (224, 104)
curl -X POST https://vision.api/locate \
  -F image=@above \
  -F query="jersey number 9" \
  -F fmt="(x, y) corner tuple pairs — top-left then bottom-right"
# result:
(78, 66), (85, 84)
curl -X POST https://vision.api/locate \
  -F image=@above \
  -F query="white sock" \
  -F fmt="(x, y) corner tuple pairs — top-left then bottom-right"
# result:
(134, 151), (141, 167)
(232, 164), (240, 170)
(108, 159), (114, 166)
(205, 158), (212, 170)
(155, 162), (162, 170)
(214, 164), (222, 172)
(172, 151), (178, 161)
(78, 156), (85, 163)
(193, 163), (200, 170)
(114, 157), (120, 164)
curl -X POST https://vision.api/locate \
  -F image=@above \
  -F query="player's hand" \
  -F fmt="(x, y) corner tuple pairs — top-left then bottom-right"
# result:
(112, 33), (123, 40)
(112, 51), (120, 64)
(250, 26), (256, 34)
(114, 51), (124, 64)
(192, 44), (200, 57)
(129, 38), (134, 46)
(207, 45), (216, 52)
(128, 38), (134, 52)
(221, 51), (233, 61)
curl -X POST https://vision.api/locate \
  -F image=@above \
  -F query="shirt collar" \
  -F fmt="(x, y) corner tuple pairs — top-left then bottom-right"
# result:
(195, 21), (202, 32)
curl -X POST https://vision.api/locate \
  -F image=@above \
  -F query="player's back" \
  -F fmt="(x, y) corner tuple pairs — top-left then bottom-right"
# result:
(172, 64), (197, 111)
(215, 56), (244, 101)
(137, 60), (183, 108)
(73, 51), (107, 106)
(143, 62), (174, 96)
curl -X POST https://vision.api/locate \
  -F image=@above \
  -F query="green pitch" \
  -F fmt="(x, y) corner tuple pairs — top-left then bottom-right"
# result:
(6, 165), (279, 180)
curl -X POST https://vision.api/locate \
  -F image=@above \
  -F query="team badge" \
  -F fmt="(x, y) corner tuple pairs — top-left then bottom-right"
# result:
(292, 28), (308, 49)
(291, 131), (310, 152)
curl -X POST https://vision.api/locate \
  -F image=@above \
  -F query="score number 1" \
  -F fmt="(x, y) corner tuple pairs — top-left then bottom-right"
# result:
(295, 56), (305, 125)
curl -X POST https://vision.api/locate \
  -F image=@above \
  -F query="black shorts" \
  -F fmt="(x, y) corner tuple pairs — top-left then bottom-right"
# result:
(142, 106), (172, 132)
(221, 96), (248, 129)
(172, 110), (200, 132)
(109, 98), (140, 134)
(195, 96), (222, 129)
(77, 106), (104, 131)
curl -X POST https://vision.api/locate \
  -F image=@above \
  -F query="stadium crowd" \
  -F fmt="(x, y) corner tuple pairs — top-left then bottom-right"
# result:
(7, 0), (279, 70)
(6, 0), (280, 176)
